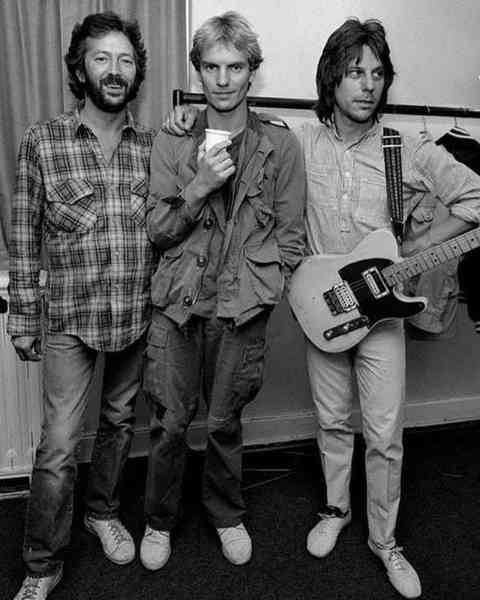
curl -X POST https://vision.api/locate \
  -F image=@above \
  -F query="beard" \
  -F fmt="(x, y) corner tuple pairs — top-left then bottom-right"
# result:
(83, 72), (137, 113)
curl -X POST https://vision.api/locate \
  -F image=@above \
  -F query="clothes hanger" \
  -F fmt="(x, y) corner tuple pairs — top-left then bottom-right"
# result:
(450, 113), (470, 137)
(419, 107), (430, 137)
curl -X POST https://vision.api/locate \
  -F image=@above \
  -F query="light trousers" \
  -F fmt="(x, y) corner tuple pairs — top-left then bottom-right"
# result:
(306, 320), (405, 548)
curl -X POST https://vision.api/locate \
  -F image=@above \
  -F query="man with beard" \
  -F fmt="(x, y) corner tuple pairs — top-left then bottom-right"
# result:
(8, 12), (155, 599)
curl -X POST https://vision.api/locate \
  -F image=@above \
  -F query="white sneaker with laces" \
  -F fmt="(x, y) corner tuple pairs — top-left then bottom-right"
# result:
(84, 515), (135, 565)
(368, 539), (422, 599)
(13, 567), (62, 600)
(216, 523), (252, 565)
(307, 511), (352, 557)
(140, 525), (171, 570)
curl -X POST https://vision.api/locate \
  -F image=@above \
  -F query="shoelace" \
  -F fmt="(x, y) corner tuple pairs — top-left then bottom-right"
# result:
(19, 578), (41, 600)
(317, 512), (347, 526)
(145, 527), (169, 540)
(388, 546), (408, 571)
(218, 524), (246, 541)
(107, 520), (129, 546)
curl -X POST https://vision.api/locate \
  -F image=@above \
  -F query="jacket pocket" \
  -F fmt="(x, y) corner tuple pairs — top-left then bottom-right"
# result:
(242, 239), (284, 305)
(151, 246), (185, 308)
(130, 178), (148, 226)
(45, 179), (96, 233)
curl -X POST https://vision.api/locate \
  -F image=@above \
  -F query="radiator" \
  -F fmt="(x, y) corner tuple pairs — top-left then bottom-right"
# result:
(0, 272), (43, 479)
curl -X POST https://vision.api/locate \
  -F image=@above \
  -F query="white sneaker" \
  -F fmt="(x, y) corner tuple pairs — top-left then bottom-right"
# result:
(216, 523), (252, 565)
(307, 511), (351, 557)
(140, 525), (171, 570)
(368, 539), (422, 599)
(84, 515), (135, 565)
(13, 568), (62, 600)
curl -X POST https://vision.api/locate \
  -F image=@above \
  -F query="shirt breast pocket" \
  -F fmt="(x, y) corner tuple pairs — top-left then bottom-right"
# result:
(45, 179), (97, 233)
(355, 177), (390, 229)
(306, 165), (339, 209)
(130, 178), (148, 227)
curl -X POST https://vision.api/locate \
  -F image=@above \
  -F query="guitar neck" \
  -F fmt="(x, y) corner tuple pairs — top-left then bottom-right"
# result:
(382, 226), (480, 285)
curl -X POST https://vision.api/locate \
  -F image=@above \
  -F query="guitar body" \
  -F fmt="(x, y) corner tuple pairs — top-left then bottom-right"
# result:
(288, 230), (427, 352)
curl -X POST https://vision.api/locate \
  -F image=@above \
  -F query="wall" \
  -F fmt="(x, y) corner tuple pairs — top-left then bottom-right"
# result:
(189, 0), (480, 141)
(2, 1), (480, 475)
(81, 0), (480, 457)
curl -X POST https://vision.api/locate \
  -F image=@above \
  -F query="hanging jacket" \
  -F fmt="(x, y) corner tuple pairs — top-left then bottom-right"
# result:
(437, 127), (480, 329)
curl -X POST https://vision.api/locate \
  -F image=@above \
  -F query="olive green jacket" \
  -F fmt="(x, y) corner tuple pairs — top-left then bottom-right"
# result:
(146, 110), (306, 326)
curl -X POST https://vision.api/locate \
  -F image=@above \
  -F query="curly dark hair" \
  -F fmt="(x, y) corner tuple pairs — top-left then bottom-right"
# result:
(64, 11), (147, 100)
(315, 18), (395, 123)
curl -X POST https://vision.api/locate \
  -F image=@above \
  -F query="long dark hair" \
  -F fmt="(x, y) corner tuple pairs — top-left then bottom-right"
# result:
(64, 11), (147, 101)
(315, 18), (395, 123)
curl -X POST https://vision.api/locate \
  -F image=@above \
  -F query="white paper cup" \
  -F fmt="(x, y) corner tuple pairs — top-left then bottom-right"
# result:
(204, 128), (231, 151)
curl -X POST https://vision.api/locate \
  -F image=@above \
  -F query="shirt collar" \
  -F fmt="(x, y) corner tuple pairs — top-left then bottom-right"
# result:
(327, 116), (381, 147)
(72, 104), (138, 137)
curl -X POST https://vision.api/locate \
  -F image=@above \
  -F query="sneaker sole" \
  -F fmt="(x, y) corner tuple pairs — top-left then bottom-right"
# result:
(221, 548), (252, 566)
(84, 519), (135, 565)
(140, 551), (171, 571)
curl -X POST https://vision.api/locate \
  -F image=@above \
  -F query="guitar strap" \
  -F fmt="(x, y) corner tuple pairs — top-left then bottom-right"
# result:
(382, 127), (404, 243)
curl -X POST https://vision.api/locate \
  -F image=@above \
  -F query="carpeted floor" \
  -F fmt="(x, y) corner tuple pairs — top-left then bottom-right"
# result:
(1, 422), (479, 600)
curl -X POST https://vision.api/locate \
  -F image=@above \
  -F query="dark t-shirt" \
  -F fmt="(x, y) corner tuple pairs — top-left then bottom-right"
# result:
(192, 129), (246, 319)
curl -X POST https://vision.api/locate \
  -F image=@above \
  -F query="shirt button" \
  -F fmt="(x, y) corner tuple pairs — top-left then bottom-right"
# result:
(197, 255), (207, 267)
(204, 217), (214, 229)
(183, 295), (193, 306)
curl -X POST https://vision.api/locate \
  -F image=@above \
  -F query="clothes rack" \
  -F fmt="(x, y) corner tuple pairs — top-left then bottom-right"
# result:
(172, 89), (480, 119)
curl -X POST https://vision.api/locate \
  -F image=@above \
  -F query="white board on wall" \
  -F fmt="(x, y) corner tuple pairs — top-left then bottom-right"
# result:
(189, 0), (480, 109)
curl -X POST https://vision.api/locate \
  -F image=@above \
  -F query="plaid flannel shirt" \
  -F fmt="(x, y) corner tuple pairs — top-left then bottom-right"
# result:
(8, 109), (156, 352)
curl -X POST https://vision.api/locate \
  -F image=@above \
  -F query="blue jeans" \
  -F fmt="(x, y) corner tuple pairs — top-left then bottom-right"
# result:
(143, 310), (270, 531)
(23, 333), (145, 576)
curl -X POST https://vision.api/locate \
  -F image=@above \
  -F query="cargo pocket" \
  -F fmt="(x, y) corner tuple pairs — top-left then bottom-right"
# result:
(143, 322), (170, 402)
(232, 337), (267, 408)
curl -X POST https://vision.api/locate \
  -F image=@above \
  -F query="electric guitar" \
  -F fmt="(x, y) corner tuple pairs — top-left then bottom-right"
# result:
(288, 227), (480, 353)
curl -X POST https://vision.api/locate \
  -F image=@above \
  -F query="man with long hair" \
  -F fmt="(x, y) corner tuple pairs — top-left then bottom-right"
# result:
(9, 12), (155, 599)
(164, 17), (480, 598)
(140, 11), (305, 571)
(295, 19), (480, 599)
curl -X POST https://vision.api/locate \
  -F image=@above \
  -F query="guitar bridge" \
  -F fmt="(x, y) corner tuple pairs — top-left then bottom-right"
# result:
(324, 316), (370, 341)
(324, 282), (357, 315)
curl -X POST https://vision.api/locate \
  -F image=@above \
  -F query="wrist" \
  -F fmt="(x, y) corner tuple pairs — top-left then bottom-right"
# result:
(185, 178), (211, 204)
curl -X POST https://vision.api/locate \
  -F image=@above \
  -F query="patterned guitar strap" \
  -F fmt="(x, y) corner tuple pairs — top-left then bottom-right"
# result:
(382, 127), (404, 244)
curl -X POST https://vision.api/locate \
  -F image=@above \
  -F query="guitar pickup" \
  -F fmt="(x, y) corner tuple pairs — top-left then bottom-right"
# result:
(324, 316), (370, 340)
(324, 282), (357, 315)
(363, 267), (388, 299)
